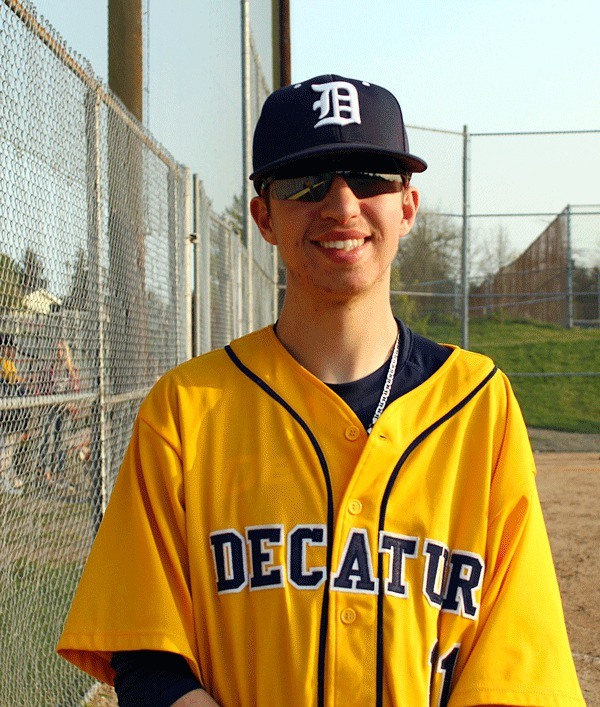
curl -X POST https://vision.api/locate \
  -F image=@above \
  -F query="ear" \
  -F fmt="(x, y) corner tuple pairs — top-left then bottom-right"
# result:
(399, 186), (419, 237)
(250, 196), (277, 245)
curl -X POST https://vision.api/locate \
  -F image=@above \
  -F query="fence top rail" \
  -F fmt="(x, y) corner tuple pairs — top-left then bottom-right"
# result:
(470, 129), (600, 137)
(2, 0), (183, 170)
(406, 125), (600, 138)
(406, 124), (463, 137)
(470, 211), (600, 218)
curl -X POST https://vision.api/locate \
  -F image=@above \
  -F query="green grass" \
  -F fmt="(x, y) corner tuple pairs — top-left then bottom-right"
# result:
(407, 316), (600, 434)
(0, 561), (94, 705)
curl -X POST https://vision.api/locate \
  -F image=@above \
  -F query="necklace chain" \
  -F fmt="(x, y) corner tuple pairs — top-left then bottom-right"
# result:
(367, 331), (400, 434)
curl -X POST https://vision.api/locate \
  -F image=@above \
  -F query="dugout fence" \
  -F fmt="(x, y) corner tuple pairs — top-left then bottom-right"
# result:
(0, 1), (275, 704)
(0, 1), (188, 703)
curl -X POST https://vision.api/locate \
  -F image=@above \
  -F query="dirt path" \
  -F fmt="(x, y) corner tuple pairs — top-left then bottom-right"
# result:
(535, 450), (600, 705)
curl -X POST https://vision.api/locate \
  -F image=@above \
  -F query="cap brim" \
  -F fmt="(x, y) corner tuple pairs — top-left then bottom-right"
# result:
(250, 143), (427, 183)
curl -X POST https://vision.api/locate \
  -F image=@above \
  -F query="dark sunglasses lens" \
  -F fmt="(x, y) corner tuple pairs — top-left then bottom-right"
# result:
(269, 173), (403, 202)
(346, 175), (403, 199)
(271, 175), (331, 201)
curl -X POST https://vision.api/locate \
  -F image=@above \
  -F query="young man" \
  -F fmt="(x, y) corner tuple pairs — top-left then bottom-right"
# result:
(58, 75), (584, 706)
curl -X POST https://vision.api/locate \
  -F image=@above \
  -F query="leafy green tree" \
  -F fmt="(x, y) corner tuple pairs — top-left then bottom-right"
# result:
(0, 253), (24, 310)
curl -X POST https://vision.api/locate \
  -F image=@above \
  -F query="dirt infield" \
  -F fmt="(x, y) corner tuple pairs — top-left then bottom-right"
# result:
(86, 437), (600, 707)
(535, 449), (600, 705)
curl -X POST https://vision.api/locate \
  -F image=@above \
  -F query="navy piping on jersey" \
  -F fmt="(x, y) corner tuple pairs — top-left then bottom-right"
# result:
(224, 344), (334, 707)
(374, 365), (498, 707)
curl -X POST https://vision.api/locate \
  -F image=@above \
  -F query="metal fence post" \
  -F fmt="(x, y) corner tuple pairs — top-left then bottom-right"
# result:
(184, 169), (193, 360)
(241, 0), (253, 332)
(273, 248), (279, 320)
(85, 89), (108, 532)
(192, 174), (200, 356)
(461, 125), (471, 350)
(193, 175), (212, 354)
(566, 204), (574, 328)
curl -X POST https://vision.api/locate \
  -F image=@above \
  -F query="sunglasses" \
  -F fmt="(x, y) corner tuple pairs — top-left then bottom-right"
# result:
(263, 171), (407, 202)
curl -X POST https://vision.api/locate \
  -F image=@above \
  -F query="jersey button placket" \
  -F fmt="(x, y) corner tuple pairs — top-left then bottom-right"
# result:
(348, 498), (362, 515)
(344, 425), (360, 441)
(340, 607), (357, 625)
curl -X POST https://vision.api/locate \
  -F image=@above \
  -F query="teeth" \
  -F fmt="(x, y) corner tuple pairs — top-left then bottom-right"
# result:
(320, 239), (365, 251)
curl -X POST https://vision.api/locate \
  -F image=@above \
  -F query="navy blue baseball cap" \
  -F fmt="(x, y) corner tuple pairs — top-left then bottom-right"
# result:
(250, 74), (427, 191)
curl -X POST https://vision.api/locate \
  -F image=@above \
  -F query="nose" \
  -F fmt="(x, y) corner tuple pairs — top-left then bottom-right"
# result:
(319, 176), (361, 223)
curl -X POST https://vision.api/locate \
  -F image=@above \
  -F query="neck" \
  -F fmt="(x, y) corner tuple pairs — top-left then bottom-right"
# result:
(275, 291), (399, 384)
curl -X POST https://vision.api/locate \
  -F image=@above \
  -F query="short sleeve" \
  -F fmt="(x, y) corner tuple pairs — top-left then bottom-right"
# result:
(57, 404), (199, 685)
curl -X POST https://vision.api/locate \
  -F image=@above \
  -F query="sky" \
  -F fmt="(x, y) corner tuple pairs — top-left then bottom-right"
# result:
(26, 0), (600, 264)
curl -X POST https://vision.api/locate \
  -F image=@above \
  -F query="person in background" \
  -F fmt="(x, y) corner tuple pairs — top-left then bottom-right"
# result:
(39, 339), (80, 486)
(0, 334), (26, 494)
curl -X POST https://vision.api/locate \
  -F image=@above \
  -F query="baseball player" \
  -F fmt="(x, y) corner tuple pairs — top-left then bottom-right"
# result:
(58, 75), (585, 706)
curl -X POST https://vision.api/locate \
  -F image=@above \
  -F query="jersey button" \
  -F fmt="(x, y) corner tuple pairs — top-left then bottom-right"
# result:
(348, 499), (363, 515)
(345, 425), (360, 441)
(340, 608), (357, 625)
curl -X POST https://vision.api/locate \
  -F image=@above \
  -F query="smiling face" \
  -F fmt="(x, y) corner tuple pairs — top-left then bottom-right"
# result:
(251, 174), (419, 307)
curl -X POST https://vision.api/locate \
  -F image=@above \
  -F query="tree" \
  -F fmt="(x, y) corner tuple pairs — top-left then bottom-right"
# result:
(221, 193), (243, 237)
(573, 266), (599, 323)
(63, 248), (89, 310)
(391, 210), (461, 321)
(21, 247), (48, 293)
(472, 225), (516, 283)
(0, 253), (24, 310)
(395, 210), (460, 287)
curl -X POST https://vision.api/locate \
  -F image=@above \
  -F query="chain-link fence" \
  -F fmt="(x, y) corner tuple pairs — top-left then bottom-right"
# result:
(391, 126), (599, 435)
(191, 28), (277, 357)
(393, 125), (600, 339)
(0, 1), (189, 703)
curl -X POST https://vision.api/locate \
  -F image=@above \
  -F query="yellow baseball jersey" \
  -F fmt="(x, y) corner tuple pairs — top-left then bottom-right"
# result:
(1, 357), (19, 384)
(58, 326), (584, 706)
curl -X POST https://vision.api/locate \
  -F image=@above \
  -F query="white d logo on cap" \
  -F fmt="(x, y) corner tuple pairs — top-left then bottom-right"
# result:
(311, 81), (362, 128)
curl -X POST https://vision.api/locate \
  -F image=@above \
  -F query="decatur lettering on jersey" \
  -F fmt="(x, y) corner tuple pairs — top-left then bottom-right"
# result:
(209, 524), (484, 619)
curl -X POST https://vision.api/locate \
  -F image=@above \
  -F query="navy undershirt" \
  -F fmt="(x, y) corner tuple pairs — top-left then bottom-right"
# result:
(110, 321), (451, 705)
(326, 320), (451, 431)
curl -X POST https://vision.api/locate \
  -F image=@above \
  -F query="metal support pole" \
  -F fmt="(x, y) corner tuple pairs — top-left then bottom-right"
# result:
(461, 125), (471, 349)
(183, 168), (192, 361)
(193, 175), (212, 354)
(566, 205), (574, 328)
(273, 248), (279, 320)
(192, 174), (200, 356)
(85, 90), (108, 533)
(237, 244), (244, 338)
(241, 0), (253, 332)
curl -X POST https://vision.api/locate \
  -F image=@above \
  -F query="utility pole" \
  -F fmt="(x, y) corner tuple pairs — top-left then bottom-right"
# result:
(107, 0), (146, 393)
(108, 0), (143, 120)
(272, 0), (291, 88)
